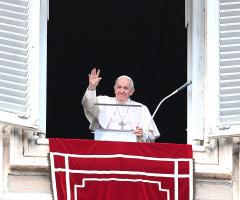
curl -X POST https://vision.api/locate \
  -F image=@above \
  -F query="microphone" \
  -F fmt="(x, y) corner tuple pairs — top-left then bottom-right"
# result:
(147, 80), (192, 142)
(176, 80), (192, 92)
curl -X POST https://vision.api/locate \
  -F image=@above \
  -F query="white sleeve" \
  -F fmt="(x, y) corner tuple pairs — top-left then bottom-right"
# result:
(86, 89), (96, 99)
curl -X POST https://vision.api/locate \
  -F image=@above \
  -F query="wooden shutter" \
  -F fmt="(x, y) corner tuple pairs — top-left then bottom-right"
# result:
(0, 0), (29, 114)
(219, 0), (240, 127)
(0, 0), (46, 132)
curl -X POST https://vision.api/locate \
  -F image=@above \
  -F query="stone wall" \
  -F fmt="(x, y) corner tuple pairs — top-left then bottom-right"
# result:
(195, 179), (232, 200)
(8, 175), (50, 194)
(0, 125), (52, 200)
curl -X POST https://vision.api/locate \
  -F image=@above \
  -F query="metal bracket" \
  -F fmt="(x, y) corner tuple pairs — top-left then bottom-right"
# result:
(218, 122), (230, 130)
(18, 108), (31, 119)
(205, 141), (212, 155)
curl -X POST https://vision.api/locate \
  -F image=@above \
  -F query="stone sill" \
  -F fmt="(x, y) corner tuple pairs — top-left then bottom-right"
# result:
(194, 163), (232, 179)
(10, 157), (50, 171)
(192, 145), (205, 152)
(37, 138), (49, 145)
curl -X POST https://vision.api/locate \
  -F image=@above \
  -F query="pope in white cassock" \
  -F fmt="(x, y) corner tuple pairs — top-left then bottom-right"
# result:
(82, 68), (160, 142)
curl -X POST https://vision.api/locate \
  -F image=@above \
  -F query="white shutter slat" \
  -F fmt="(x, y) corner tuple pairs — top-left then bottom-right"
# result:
(220, 72), (240, 80)
(0, 86), (27, 98)
(1, 0), (28, 6)
(220, 79), (240, 87)
(0, 23), (28, 35)
(0, 44), (27, 56)
(220, 10), (240, 17)
(0, 0), (28, 7)
(220, 59), (240, 66)
(0, 8), (28, 21)
(0, 73), (27, 85)
(220, 93), (240, 101)
(221, 23), (240, 32)
(0, 93), (27, 105)
(221, 65), (240, 73)
(220, 2), (240, 10)
(221, 16), (240, 24)
(221, 38), (240, 45)
(0, 79), (27, 91)
(221, 31), (240, 38)
(0, 37), (27, 48)
(0, 51), (27, 63)
(219, 0), (240, 125)
(220, 86), (240, 94)
(0, 16), (28, 28)
(220, 115), (240, 122)
(221, 0), (240, 3)
(0, 30), (28, 42)
(220, 107), (240, 115)
(221, 45), (240, 53)
(0, 101), (26, 112)
(0, 2), (28, 14)
(220, 51), (240, 59)
(0, 65), (27, 77)
(0, 58), (27, 70)
(221, 100), (240, 108)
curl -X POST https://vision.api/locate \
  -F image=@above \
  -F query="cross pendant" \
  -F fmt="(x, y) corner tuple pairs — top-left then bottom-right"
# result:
(119, 121), (126, 130)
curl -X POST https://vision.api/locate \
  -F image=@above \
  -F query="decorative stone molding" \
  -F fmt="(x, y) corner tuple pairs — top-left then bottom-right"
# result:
(9, 127), (50, 171)
(194, 137), (236, 179)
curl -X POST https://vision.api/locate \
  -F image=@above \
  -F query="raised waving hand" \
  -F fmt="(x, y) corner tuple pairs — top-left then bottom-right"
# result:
(88, 68), (102, 91)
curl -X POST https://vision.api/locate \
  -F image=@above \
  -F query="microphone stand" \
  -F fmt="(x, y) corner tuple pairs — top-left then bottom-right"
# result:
(147, 81), (192, 142)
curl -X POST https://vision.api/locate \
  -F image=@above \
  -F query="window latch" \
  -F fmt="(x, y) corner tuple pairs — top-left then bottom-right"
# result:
(218, 122), (230, 130)
(18, 108), (31, 119)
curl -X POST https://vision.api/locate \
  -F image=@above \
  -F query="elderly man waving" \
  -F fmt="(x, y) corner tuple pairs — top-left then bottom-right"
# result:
(82, 68), (160, 142)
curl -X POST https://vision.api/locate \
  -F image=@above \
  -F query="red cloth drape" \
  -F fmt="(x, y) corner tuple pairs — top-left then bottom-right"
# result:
(49, 139), (193, 200)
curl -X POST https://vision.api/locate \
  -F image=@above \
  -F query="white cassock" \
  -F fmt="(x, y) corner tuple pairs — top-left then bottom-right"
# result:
(82, 89), (160, 142)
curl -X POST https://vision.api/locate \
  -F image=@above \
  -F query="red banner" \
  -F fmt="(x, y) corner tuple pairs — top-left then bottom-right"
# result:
(49, 139), (193, 200)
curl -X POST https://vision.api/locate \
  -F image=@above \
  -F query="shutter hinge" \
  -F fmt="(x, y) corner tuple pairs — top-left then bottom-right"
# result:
(18, 109), (31, 119)
(218, 122), (230, 130)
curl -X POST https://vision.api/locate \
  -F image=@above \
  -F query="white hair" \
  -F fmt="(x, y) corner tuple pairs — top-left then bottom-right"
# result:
(115, 75), (134, 88)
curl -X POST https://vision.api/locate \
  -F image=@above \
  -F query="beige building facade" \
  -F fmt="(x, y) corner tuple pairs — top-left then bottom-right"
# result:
(1, 125), (239, 199)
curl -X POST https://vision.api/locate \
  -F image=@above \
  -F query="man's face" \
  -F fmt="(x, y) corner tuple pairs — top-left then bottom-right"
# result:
(114, 78), (135, 103)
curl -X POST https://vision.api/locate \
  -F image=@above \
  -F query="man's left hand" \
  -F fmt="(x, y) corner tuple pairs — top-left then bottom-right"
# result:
(134, 126), (143, 138)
